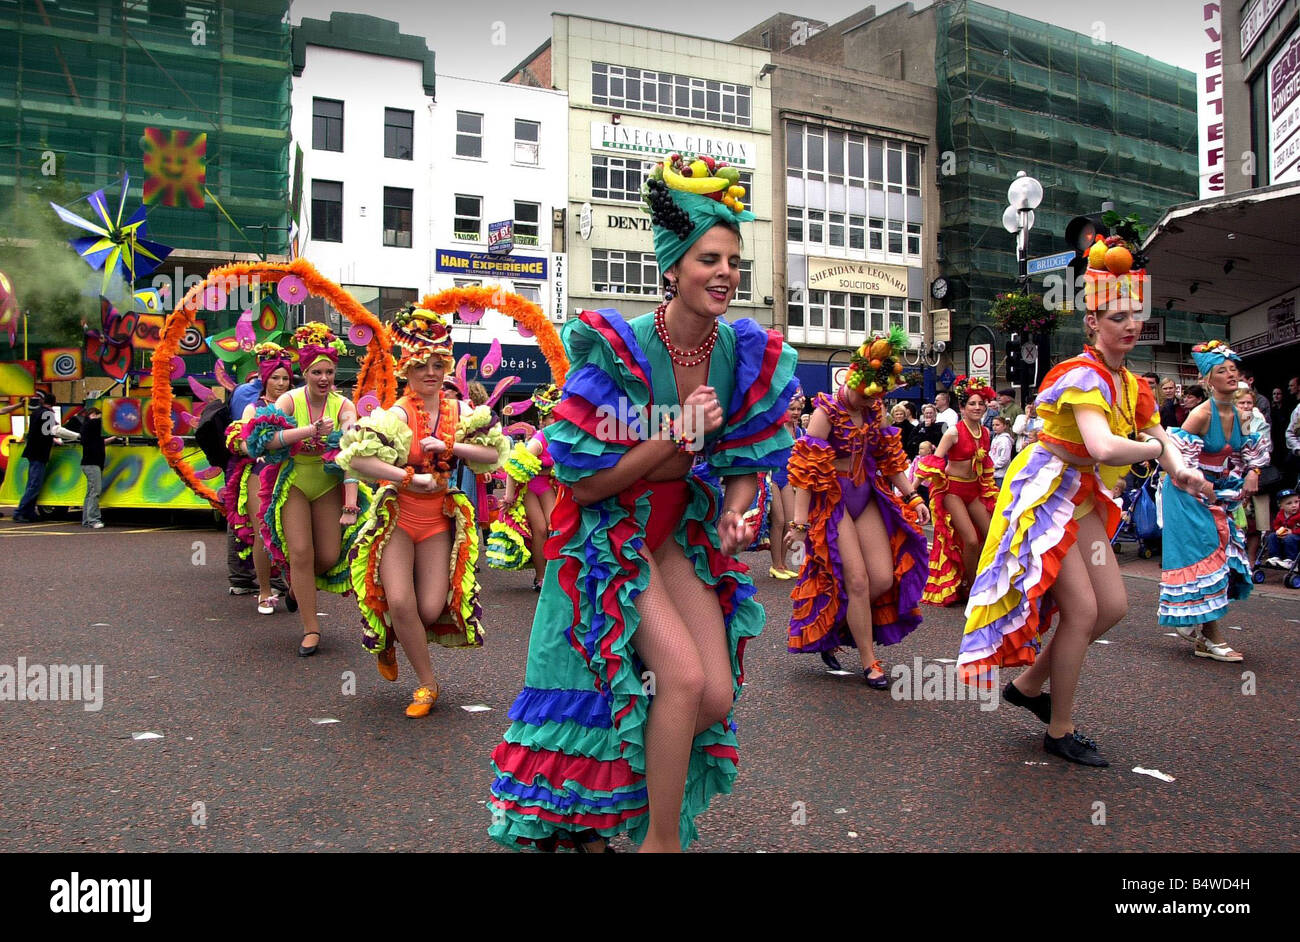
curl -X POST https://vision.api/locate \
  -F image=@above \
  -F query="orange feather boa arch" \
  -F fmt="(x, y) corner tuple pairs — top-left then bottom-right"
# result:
(151, 259), (394, 507)
(416, 286), (569, 387)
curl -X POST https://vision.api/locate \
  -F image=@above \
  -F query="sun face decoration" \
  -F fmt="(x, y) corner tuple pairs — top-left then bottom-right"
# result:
(141, 128), (207, 209)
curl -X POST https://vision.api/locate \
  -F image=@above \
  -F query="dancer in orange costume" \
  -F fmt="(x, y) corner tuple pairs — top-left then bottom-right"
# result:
(786, 328), (931, 688)
(916, 376), (997, 606)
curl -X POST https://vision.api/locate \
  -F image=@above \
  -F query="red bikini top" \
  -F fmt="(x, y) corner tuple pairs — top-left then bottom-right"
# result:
(948, 420), (988, 461)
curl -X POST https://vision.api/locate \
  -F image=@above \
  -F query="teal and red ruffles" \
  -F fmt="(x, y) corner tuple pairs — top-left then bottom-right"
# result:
(488, 308), (796, 850)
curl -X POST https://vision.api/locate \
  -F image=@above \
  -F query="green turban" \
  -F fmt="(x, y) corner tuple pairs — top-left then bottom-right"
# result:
(651, 189), (756, 274)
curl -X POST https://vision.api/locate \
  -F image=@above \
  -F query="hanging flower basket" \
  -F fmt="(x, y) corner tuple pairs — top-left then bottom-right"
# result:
(989, 292), (1057, 335)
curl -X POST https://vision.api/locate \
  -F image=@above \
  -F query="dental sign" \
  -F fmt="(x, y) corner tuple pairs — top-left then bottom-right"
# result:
(591, 122), (755, 168)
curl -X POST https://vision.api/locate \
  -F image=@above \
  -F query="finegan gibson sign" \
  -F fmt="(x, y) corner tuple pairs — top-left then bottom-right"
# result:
(591, 122), (755, 167)
(806, 258), (909, 297)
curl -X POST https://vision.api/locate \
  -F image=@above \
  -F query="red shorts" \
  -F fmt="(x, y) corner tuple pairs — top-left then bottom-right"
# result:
(395, 490), (449, 543)
(945, 476), (986, 505)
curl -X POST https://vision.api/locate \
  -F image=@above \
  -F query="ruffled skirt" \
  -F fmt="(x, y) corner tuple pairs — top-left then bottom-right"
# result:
(1157, 474), (1252, 626)
(957, 445), (1120, 683)
(787, 471), (928, 652)
(488, 475), (762, 850)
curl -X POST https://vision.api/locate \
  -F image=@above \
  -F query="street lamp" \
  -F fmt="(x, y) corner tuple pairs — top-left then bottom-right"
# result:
(1002, 171), (1044, 402)
(1004, 170), (1043, 296)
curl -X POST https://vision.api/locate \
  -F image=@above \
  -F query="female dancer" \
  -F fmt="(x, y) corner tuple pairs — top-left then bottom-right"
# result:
(224, 342), (294, 615)
(244, 323), (365, 656)
(488, 154), (796, 852)
(337, 306), (507, 716)
(958, 270), (1209, 766)
(1158, 341), (1268, 663)
(500, 384), (562, 591)
(916, 376), (997, 606)
(785, 330), (930, 687)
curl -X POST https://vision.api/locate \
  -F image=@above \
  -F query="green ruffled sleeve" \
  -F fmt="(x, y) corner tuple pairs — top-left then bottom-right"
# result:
(336, 407), (413, 480)
(455, 404), (509, 474)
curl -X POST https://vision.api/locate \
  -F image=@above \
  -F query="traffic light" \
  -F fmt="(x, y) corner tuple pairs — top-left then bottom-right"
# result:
(1005, 338), (1023, 387)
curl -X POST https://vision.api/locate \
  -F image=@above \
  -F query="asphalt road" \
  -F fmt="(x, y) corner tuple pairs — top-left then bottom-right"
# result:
(1, 514), (1296, 853)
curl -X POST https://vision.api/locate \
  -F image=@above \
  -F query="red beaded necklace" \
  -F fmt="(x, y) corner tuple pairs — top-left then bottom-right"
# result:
(654, 301), (718, 368)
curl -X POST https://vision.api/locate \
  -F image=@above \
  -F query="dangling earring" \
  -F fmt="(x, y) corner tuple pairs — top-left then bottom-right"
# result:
(663, 280), (676, 303)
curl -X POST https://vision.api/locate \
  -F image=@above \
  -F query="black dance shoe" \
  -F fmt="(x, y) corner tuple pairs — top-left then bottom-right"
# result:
(1003, 680), (1052, 724)
(820, 650), (844, 671)
(1043, 730), (1109, 767)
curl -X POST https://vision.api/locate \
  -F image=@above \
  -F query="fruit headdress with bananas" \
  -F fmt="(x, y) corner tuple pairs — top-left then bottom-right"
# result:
(1083, 210), (1149, 314)
(392, 304), (454, 379)
(845, 325), (909, 398)
(531, 383), (561, 418)
(1190, 338), (1241, 377)
(292, 322), (348, 371)
(642, 153), (757, 273)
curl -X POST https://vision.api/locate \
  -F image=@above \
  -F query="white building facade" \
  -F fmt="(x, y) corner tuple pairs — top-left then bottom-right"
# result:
(508, 16), (776, 327)
(290, 14), (569, 392)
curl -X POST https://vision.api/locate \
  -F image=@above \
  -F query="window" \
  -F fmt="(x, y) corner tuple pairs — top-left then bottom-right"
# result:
(787, 205), (802, 242)
(454, 195), (481, 240)
(313, 98), (343, 152)
(849, 214), (865, 250)
(736, 261), (753, 302)
(513, 282), (541, 306)
(311, 180), (342, 242)
(888, 219), (903, 254)
(384, 108), (413, 160)
(907, 299), (923, 337)
(591, 155), (655, 202)
(591, 62), (752, 126)
(849, 295), (866, 333)
(906, 222), (921, 256)
(829, 212), (845, 248)
(591, 249), (659, 295)
(514, 119), (540, 165)
(889, 296), (905, 329)
(456, 112), (482, 158)
(383, 187), (412, 247)
(760, 30), (770, 49)
(869, 296), (886, 333)
(382, 287), (417, 320)
(738, 170), (755, 214)
(787, 285), (804, 328)
(514, 201), (540, 246)
(807, 208), (824, 244)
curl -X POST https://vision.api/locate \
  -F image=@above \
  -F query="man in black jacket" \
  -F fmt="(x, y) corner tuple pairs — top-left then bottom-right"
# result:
(13, 391), (80, 522)
(78, 404), (120, 528)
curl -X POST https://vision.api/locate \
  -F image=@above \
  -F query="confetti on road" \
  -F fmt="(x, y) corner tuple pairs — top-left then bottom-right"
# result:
(826, 670), (855, 676)
(461, 704), (493, 713)
(1093, 639), (1112, 644)
(931, 657), (956, 663)
(1228, 625), (1242, 631)
(847, 831), (859, 838)
(132, 732), (163, 741)
(91, 623), (110, 627)
(1132, 766), (1175, 782)
(1023, 761), (1051, 765)
(1163, 633), (1181, 637)
(309, 717), (340, 725)
(834, 808), (847, 814)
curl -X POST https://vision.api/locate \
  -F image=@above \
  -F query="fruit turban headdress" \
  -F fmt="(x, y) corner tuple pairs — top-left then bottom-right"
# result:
(951, 374), (992, 404)
(531, 382), (561, 418)
(642, 153), (756, 274)
(292, 322), (347, 371)
(254, 341), (295, 387)
(1191, 339), (1241, 377)
(1083, 211), (1148, 314)
(845, 326), (908, 397)
(392, 304), (454, 380)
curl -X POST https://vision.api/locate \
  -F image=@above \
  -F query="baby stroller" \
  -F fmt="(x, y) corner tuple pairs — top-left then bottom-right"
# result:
(1251, 530), (1300, 590)
(1111, 473), (1160, 559)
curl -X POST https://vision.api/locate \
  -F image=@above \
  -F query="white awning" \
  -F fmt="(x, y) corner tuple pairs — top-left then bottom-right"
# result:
(1141, 181), (1300, 317)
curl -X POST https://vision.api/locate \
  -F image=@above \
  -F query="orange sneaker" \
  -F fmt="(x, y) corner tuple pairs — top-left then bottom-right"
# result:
(377, 645), (398, 682)
(405, 683), (439, 718)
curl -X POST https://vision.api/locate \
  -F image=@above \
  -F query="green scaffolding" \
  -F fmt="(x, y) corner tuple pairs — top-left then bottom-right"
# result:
(934, 0), (1213, 361)
(0, 0), (291, 257)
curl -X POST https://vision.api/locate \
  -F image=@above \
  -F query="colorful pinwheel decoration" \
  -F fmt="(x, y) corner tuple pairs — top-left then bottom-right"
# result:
(49, 173), (173, 300)
(84, 298), (138, 381)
